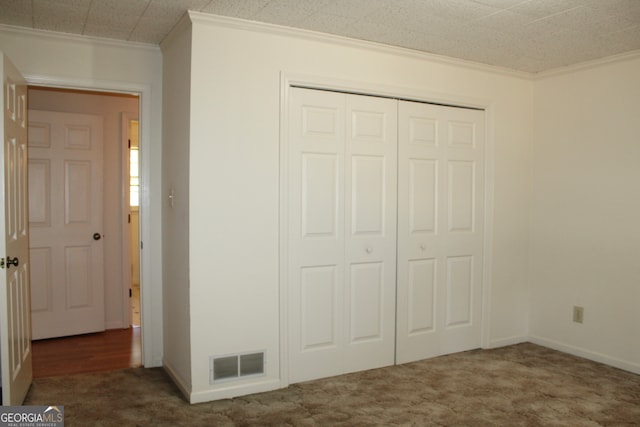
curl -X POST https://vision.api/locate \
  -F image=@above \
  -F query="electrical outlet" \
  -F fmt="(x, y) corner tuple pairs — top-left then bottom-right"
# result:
(573, 306), (584, 324)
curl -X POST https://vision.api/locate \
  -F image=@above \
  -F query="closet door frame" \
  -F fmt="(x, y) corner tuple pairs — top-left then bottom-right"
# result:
(278, 72), (495, 388)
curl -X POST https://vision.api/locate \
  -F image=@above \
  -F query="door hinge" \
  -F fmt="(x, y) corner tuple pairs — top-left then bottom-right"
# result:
(129, 288), (132, 298)
(128, 139), (131, 149)
(128, 213), (131, 224)
(140, 241), (143, 250)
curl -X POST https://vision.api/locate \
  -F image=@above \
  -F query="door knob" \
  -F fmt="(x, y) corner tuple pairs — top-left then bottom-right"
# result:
(93, 233), (102, 241)
(6, 257), (19, 268)
(365, 246), (373, 254)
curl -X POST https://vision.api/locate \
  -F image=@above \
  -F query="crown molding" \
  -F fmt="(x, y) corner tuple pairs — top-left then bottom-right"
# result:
(187, 11), (534, 81)
(0, 24), (160, 52)
(535, 49), (640, 80)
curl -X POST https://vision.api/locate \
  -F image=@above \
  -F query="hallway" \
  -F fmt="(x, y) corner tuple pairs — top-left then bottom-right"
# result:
(32, 327), (141, 378)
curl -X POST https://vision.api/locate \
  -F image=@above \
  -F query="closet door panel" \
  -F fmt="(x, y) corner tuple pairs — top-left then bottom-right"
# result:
(344, 94), (397, 372)
(397, 101), (485, 364)
(288, 88), (346, 383)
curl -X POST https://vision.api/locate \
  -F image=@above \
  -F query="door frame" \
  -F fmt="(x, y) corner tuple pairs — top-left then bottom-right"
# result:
(120, 111), (138, 328)
(278, 72), (496, 388)
(25, 74), (155, 366)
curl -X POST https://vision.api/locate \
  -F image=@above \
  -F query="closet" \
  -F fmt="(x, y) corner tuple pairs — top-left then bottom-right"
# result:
(287, 87), (485, 383)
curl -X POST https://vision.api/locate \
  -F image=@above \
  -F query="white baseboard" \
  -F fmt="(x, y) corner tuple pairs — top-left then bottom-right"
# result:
(189, 379), (283, 404)
(163, 360), (192, 401)
(529, 335), (640, 375)
(487, 335), (528, 349)
(105, 321), (126, 330)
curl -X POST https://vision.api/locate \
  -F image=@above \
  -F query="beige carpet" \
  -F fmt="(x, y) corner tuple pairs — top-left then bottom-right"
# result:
(24, 343), (640, 426)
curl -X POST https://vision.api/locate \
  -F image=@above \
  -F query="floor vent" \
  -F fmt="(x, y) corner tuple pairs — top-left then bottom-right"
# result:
(210, 351), (265, 384)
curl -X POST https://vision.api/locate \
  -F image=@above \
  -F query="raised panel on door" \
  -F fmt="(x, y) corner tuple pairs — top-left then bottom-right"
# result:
(288, 88), (346, 383)
(65, 160), (92, 225)
(397, 101), (484, 364)
(28, 109), (105, 340)
(408, 258), (436, 336)
(344, 93), (397, 373)
(349, 262), (383, 343)
(29, 247), (52, 313)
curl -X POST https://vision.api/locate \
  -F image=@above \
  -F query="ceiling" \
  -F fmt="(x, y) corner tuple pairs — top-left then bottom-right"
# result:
(1, 0), (639, 73)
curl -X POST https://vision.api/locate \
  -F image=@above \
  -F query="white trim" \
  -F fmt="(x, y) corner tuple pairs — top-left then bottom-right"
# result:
(163, 360), (191, 401)
(24, 73), (158, 368)
(120, 112), (138, 329)
(190, 379), (282, 404)
(529, 335), (640, 376)
(279, 72), (496, 383)
(489, 335), (528, 349)
(278, 72), (291, 390)
(535, 49), (640, 80)
(188, 12), (533, 81)
(480, 103), (496, 350)
(0, 24), (159, 51)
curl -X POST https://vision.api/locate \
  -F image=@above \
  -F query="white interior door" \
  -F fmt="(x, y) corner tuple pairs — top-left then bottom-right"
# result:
(396, 100), (485, 364)
(0, 52), (32, 405)
(288, 87), (397, 383)
(27, 109), (105, 340)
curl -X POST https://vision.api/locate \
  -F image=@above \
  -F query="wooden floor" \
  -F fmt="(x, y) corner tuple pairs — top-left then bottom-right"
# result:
(31, 327), (142, 378)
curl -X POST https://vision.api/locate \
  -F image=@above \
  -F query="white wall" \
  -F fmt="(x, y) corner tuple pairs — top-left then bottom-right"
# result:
(185, 13), (533, 402)
(160, 18), (193, 396)
(530, 56), (640, 373)
(0, 25), (164, 367)
(28, 88), (138, 330)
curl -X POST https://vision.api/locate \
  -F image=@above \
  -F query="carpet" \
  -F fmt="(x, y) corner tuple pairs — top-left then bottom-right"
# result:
(24, 343), (640, 426)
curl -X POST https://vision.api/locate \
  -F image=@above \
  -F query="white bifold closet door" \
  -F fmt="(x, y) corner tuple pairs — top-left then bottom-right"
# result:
(396, 101), (485, 364)
(288, 87), (398, 384)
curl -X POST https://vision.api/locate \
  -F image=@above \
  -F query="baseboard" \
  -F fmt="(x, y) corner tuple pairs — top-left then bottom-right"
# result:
(189, 379), (283, 404)
(488, 335), (528, 349)
(105, 321), (126, 329)
(529, 335), (640, 375)
(163, 360), (192, 401)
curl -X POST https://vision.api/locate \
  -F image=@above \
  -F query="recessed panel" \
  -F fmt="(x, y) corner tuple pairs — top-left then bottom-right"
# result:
(409, 117), (437, 147)
(351, 110), (385, 142)
(6, 81), (15, 120)
(302, 106), (338, 137)
(18, 142), (27, 237)
(28, 122), (51, 148)
(446, 256), (473, 327)
(349, 262), (383, 343)
(65, 160), (91, 225)
(448, 161), (475, 232)
(409, 159), (437, 234)
(300, 266), (337, 351)
(8, 269), (23, 372)
(352, 155), (384, 235)
(19, 265), (30, 354)
(28, 159), (50, 227)
(6, 138), (17, 241)
(301, 154), (338, 239)
(449, 121), (475, 148)
(30, 247), (52, 313)
(408, 258), (436, 335)
(65, 125), (91, 150)
(18, 94), (26, 128)
(66, 246), (93, 309)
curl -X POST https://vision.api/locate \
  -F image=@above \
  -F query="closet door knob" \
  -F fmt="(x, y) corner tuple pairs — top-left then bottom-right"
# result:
(365, 246), (373, 254)
(420, 244), (426, 251)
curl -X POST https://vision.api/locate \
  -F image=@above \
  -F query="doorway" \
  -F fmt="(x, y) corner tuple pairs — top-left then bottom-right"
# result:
(27, 86), (142, 372)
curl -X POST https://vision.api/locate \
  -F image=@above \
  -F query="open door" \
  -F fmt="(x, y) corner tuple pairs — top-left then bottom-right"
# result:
(0, 52), (33, 405)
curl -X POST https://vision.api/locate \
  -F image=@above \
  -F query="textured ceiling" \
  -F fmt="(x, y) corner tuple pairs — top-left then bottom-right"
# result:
(1, 0), (639, 73)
